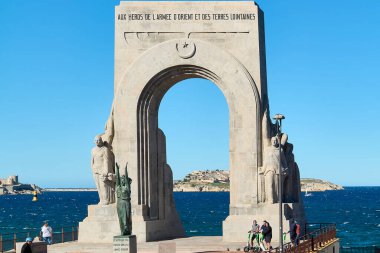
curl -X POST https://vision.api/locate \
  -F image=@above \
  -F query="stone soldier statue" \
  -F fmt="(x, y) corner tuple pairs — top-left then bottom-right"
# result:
(115, 163), (132, 235)
(259, 137), (288, 203)
(91, 135), (115, 205)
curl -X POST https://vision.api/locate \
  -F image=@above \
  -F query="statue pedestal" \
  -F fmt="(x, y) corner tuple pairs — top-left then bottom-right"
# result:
(223, 202), (305, 243)
(113, 235), (137, 253)
(78, 203), (120, 243)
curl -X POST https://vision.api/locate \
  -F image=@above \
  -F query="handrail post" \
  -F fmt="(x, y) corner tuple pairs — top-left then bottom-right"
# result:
(0, 234), (3, 253)
(13, 233), (16, 251)
(72, 227), (74, 241)
(61, 227), (64, 243)
(311, 235), (314, 251)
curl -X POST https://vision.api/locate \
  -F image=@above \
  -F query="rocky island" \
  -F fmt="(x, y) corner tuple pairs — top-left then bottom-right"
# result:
(174, 170), (343, 192)
(300, 178), (344, 192)
(0, 175), (42, 195)
(174, 170), (230, 192)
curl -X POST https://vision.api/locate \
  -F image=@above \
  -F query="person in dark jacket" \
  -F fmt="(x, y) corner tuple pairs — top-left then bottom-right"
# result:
(289, 219), (297, 246)
(21, 237), (33, 253)
(261, 220), (272, 251)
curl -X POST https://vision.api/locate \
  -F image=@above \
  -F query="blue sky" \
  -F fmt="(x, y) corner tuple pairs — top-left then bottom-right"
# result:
(0, 0), (379, 187)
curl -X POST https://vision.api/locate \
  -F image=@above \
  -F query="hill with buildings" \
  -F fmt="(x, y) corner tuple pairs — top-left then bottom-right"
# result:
(174, 170), (230, 192)
(173, 170), (343, 192)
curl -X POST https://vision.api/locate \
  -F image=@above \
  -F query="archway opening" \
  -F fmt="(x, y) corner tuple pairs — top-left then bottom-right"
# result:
(115, 50), (261, 242)
(158, 77), (230, 236)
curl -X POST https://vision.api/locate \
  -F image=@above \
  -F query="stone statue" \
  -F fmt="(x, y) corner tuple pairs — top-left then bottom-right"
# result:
(115, 163), (132, 236)
(101, 108), (114, 147)
(259, 136), (288, 203)
(91, 135), (115, 205)
(281, 134), (300, 203)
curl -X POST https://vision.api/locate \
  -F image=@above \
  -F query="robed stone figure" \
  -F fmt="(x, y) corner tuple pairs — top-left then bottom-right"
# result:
(115, 163), (132, 235)
(259, 137), (288, 203)
(281, 134), (301, 203)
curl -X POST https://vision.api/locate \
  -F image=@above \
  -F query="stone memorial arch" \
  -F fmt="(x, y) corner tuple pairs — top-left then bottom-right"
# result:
(79, 1), (305, 243)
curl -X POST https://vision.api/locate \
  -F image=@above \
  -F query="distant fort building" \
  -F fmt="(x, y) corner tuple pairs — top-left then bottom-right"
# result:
(0, 175), (40, 195)
(0, 175), (18, 186)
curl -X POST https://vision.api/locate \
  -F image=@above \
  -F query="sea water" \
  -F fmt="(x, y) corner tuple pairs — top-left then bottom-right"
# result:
(0, 187), (379, 247)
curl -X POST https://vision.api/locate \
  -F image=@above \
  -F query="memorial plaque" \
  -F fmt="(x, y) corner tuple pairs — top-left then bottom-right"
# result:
(113, 235), (137, 253)
(32, 243), (48, 253)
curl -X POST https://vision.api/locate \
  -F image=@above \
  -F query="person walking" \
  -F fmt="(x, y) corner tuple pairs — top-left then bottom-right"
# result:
(261, 220), (272, 251)
(295, 221), (301, 246)
(289, 219), (297, 246)
(21, 237), (33, 253)
(40, 221), (53, 245)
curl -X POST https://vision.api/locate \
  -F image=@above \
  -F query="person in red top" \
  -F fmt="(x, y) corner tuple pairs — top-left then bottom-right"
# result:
(295, 221), (301, 246)
(289, 219), (297, 246)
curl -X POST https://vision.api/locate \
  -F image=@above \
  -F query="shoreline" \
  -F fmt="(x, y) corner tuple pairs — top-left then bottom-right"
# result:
(43, 188), (97, 192)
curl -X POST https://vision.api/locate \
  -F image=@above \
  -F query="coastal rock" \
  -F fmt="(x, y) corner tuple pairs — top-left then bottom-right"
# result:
(0, 175), (42, 195)
(300, 178), (344, 192)
(174, 170), (343, 192)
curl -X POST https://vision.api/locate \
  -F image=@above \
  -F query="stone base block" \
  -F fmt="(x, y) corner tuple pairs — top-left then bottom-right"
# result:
(133, 214), (185, 243)
(78, 204), (120, 243)
(223, 203), (306, 243)
(158, 242), (176, 253)
(113, 235), (137, 253)
(85, 203), (118, 221)
(79, 203), (185, 243)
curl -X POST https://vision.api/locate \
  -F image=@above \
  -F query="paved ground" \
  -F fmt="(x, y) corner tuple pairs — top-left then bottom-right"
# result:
(48, 236), (250, 253)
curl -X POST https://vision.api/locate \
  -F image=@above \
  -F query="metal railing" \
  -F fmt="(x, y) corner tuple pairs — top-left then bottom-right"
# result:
(0, 226), (78, 253)
(273, 223), (337, 253)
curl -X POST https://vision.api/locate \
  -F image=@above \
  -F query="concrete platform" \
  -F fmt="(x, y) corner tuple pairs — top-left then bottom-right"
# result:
(48, 236), (251, 253)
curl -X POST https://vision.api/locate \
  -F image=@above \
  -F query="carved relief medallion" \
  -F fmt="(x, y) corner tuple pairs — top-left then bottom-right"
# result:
(176, 40), (196, 59)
